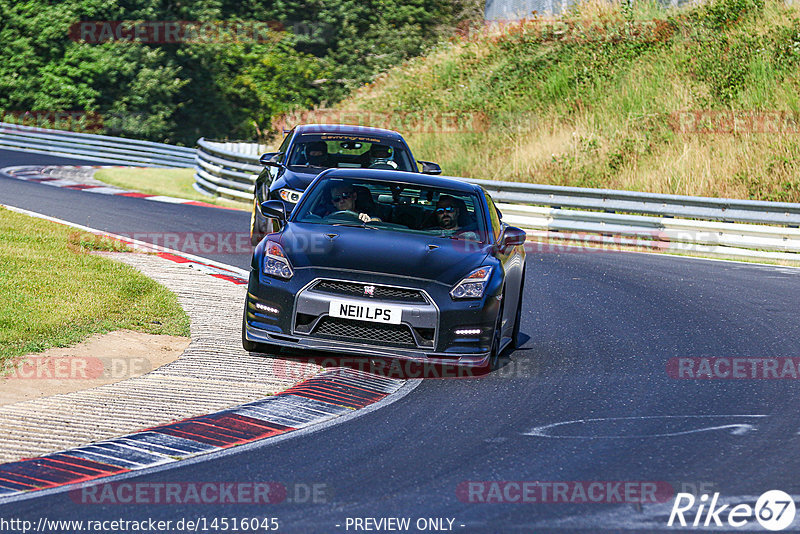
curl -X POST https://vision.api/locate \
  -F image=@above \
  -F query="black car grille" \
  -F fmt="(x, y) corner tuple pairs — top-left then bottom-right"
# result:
(314, 317), (416, 347)
(312, 280), (426, 303)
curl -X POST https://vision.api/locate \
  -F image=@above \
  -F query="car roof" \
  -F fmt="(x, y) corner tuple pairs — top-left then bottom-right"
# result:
(294, 124), (405, 140)
(322, 168), (482, 194)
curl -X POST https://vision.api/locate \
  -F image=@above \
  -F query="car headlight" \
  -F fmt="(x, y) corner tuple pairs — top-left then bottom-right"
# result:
(278, 188), (303, 203)
(264, 240), (294, 279)
(450, 266), (492, 299)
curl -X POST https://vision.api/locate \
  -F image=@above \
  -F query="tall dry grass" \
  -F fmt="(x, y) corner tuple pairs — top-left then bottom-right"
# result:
(306, 0), (800, 201)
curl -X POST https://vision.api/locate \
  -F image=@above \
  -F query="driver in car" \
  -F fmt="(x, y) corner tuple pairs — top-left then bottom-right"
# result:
(305, 141), (331, 167)
(329, 184), (381, 223)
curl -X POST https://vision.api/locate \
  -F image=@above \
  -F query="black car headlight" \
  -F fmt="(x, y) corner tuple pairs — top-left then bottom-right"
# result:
(264, 240), (294, 279)
(450, 266), (492, 299)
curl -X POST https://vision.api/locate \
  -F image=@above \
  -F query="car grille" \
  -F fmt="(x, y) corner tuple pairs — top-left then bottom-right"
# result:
(313, 317), (416, 347)
(311, 280), (426, 303)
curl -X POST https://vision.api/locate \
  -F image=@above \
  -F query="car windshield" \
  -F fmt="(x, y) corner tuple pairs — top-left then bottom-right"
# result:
(286, 134), (416, 172)
(292, 176), (489, 243)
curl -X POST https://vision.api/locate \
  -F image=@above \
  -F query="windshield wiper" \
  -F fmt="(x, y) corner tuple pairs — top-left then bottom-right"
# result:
(330, 222), (377, 229)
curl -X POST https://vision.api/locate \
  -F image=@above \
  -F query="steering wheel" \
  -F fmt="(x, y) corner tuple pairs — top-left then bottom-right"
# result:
(327, 210), (361, 220)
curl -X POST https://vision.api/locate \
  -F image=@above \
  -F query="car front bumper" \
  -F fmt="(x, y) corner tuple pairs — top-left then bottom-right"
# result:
(243, 268), (500, 367)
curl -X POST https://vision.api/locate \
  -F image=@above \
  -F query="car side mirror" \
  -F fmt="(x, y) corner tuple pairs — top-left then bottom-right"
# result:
(259, 152), (282, 167)
(501, 227), (526, 249)
(418, 160), (442, 175)
(261, 200), (286, 221)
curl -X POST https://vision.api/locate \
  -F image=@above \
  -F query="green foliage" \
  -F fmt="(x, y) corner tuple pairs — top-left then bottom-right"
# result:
(0, 0), (481, 144)
(695, 0), (764, 30)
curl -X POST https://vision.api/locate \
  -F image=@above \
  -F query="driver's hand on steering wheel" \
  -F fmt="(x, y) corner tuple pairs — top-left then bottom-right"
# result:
(358, 213), (381, 223)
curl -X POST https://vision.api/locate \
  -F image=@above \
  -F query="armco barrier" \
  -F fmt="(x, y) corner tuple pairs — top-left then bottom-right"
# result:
(192, 140), (800, 262)
(0, 122), (195, 167)
(193, 138), (265, 201)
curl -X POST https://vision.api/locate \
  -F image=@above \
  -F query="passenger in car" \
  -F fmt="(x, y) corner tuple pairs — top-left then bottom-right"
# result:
(433, 195), (462, 231)
(426, 195), (479, 240)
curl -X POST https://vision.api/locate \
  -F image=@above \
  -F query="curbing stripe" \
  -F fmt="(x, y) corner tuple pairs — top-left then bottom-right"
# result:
(32, 458), (116, 478)
(0, 471), (55, 488)
(0, 369), (404, 498)
(0, 477), (42, 491)
(116, 432), (217, 456)
(80, 443), (173, 467)
(41, 454), (124, 475)
(67, 449), (149, 470)
(0, 462), (94, 486)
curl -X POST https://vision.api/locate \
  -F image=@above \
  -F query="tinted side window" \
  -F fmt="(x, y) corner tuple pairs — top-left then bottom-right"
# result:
(277, 129), (293, 162)
(485, 193), (502, 242)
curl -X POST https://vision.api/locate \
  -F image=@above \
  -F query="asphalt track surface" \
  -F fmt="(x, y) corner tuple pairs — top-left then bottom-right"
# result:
(2, 148), (800, 532)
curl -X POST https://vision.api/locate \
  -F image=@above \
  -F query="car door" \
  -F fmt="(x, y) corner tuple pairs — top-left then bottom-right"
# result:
(486, 192), (524, 341)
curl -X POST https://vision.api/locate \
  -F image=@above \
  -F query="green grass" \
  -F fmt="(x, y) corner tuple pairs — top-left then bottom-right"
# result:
(0, 207), (190, 367)
(94, 167), (249, 211)
(327, 0), (800, 201)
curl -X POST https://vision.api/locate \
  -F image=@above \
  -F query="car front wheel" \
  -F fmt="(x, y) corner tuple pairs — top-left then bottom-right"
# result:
(250, 198), (267, 246)
(486, 295), (504, 372)
(242, 304), (266, 353)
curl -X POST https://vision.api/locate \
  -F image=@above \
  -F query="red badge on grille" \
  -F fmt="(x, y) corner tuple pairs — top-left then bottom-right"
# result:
(364, 285), (375, 296)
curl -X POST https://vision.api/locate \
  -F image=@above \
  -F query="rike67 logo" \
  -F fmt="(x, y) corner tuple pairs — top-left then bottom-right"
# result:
(668, 490), (797, 531)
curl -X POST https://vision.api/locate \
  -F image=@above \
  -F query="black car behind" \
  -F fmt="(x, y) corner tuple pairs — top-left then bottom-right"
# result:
(249, 124), (441, 245)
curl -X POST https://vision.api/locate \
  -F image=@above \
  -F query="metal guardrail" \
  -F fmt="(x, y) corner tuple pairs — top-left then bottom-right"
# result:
(193, 138), (264, 201)
(0, 122), (195, 167)
(466, 178), (800, 262)
(466, 178), (800, 226)
(195, 140), (800, 263)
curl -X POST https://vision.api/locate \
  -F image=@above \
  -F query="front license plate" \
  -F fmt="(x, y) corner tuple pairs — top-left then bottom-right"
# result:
(328, 300), (402, 324)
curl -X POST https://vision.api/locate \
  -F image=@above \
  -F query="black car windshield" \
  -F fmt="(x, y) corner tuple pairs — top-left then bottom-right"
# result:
(286, 134), (416, 172)
(292, 176), (489, 243)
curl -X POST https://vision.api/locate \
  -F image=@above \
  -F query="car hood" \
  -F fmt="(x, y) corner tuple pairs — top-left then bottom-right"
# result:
(280, 223), (491, 285)
(282, 166), (326, 190)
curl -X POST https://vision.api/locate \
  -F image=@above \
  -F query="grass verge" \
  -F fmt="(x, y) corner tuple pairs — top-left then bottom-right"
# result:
(0, 207), (190, 367)
(94, 167), (249, 211)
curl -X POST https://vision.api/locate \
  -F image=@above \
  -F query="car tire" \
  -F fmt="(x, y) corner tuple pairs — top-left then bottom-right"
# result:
(242, 306), (265, 353)
(250, 198), (266, 246)
(487, 295), (504, 372)
(511, 270), (525, 349)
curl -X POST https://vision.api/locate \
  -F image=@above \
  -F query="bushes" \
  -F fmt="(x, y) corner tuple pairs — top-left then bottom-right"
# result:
(0, 0), (482, 145)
